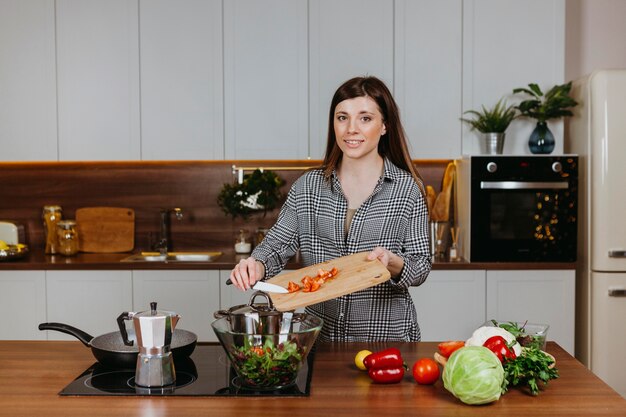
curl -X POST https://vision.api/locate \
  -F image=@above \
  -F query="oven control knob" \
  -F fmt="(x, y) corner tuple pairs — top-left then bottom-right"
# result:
(552, 161), (563, 173)
(486, 162), (498, 173)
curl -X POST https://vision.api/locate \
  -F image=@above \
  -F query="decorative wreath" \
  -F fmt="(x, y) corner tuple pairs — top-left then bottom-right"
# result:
(217, 169), (285, 220)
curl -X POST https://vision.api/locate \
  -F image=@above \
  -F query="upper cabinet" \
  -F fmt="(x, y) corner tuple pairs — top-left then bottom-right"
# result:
(394, 0), (462, 159)
(308, 0), (394, 159)
(0, 0), (57, 161)
(56, 0), (141, 160)
(0, 0), (566, 161)
(139, 0), (223, 160)
(462, 0), (565, 156)
(223, 0), (308, 160)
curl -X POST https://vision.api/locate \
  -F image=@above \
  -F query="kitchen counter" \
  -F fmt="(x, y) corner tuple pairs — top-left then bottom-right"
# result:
(0, 341), (623, 417)
(0, 249), (576, 270)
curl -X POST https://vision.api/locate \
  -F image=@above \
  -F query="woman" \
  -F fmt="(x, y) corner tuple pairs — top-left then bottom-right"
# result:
(230, 76), (431, 341)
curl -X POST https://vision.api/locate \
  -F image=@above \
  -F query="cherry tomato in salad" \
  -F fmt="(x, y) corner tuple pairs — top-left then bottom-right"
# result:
(412, 358), (440, 385)
(437, 341), (465, 358)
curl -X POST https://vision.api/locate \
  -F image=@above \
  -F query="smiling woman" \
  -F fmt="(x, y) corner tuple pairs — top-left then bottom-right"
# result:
(229, 76), (432, 343)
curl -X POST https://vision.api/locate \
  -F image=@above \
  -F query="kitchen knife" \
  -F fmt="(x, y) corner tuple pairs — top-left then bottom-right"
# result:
(225, 278), (289, 294)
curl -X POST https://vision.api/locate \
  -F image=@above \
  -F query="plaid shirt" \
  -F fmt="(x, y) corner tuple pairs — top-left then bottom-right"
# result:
(252, 158), (432, 342)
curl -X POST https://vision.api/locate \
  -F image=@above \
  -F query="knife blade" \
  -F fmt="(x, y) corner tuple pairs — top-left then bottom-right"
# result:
(225, 278), (289, 294)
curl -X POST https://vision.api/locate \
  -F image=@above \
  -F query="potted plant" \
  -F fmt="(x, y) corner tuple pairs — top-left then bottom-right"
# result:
(217, 169), (285, 220)
(513, 82), (578, 154)
(461, 98), (518, 155)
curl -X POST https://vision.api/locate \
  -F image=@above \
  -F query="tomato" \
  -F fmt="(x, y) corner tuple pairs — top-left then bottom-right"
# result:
(412, 358), (440, 385)
(354, 350), (372, 371)
(437, 341), (465, 358)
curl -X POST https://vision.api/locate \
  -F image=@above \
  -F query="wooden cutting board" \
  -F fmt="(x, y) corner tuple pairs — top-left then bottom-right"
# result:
(76, 207), (135, 253)
(265, 252), (391, 312)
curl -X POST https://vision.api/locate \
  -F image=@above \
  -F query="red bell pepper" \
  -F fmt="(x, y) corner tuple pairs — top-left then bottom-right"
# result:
(364, 348), (406, 384)
(368, 367), (405, 384)
(483, 335), (517, 363)
(363, 347), (403, 370)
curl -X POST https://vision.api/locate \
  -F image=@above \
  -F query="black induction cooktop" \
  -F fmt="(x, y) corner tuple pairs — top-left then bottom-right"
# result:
(59, 344), (314, 397)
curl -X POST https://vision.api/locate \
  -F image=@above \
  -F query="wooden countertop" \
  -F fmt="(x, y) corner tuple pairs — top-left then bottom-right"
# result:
(0, 249), (576, 271)
(0, 341), (622, 417)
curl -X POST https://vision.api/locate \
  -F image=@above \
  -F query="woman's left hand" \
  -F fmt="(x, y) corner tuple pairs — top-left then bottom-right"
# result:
(367, 247), (404, 277)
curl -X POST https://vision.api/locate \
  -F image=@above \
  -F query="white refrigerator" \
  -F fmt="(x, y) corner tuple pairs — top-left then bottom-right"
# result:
(568, 69), (626, 398)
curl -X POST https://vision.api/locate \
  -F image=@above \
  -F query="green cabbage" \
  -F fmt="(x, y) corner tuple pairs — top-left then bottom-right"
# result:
(443, 346), (504, 405)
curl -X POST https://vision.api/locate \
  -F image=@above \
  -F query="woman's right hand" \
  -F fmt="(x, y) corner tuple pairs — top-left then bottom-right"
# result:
(230, 257), (265, 291)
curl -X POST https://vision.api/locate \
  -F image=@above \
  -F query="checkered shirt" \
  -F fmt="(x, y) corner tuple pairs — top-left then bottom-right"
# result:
(251, 158), (432, 342)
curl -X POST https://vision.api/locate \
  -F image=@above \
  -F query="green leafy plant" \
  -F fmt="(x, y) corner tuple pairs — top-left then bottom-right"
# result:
(501, 345), (559, 396)
(513, 82), (578, 122)
(217, 169), (285, 220)
(461, 99), (518, 133)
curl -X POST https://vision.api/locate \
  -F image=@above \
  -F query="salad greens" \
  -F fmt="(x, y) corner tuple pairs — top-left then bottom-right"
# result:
(230, 338), (304, 388)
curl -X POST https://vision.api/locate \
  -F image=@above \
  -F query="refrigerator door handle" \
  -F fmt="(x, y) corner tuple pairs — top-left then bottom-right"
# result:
(608, 250), (626, 258)
(608, 288), (626, 297)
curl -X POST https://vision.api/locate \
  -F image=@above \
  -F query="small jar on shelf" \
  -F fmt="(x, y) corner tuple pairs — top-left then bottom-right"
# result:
(42, 205), (62, 254)
(56, 220), (79, 256)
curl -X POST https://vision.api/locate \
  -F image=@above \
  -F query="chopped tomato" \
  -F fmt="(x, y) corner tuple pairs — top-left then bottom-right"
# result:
(437, 341), (465, 358)
(287, 281), (301, 293)
(330, 267), (338, 277)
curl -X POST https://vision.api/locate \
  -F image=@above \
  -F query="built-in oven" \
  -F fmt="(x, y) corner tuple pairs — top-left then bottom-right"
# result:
(456, 155), (578, 262)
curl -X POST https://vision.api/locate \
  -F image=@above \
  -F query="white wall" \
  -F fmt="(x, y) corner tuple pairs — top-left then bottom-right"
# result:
(565, 0), (626, 81)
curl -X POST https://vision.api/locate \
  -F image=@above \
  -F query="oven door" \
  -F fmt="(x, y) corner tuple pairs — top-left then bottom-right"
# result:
(471, 180), (577, 262)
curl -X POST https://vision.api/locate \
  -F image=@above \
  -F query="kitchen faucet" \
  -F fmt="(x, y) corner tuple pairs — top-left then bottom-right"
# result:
(155, 208), (183, 255)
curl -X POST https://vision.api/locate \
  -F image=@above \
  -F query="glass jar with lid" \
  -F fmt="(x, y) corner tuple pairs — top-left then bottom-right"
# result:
(56, 220), (79, 256)
(42, 205), (62, 254)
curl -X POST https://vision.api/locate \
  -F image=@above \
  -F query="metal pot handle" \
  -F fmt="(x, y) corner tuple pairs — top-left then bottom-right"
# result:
(214, 309), (231, 319)
(248, 290), (275, 311)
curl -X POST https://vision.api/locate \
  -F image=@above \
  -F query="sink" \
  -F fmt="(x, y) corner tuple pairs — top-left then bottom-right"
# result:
(120, 252), (222, 263)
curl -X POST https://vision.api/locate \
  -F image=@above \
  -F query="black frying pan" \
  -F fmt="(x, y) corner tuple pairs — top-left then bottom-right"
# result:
(38, 322), (197, 369)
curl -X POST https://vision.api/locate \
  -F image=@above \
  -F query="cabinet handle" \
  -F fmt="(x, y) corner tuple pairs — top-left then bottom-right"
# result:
(608, 250), (626, 258)
(608, 288), (626, 297)
(480, 181), (569, 190)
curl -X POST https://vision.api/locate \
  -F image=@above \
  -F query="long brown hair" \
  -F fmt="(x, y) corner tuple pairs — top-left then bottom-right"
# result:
(321, 76), (424, 192)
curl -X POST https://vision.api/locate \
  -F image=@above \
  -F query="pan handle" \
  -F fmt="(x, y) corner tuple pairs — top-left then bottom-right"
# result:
(117, 312), (135, 346)
(38, 322), (94, 347)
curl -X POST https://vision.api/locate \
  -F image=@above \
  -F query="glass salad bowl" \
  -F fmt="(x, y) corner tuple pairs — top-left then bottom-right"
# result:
(484, 320), (549, 351)
(211, 313), (323, 390)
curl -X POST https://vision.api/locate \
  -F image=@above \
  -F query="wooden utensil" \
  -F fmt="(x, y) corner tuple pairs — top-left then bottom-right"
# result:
(264, 252), (391, 312)
(76, 207), (135, 253)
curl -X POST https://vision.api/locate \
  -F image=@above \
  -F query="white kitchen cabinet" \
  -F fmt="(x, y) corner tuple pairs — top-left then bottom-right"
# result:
(133, 270), (220, 342)
(394, 0), (463, 159)
(139, 0), (224, 160)
(0, 0), (57, 161)
(462, 0), (565, 156)
(308, 0), (394, 159)
(486, 269), (575, 355)
(45, 271), (133, 340)
(0, 271), (47, 340)
(409, 270), (486, 341)
(56, 0), (140, 160)
(223, 0), (308, 159)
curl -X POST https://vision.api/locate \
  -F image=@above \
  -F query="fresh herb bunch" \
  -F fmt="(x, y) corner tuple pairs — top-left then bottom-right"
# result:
(217, 169), (284, 220)
(231, 338), (304, 388)
(501, 345), (559, 396)
(513, 82), (578, 123)
(461, 98), (518, 133)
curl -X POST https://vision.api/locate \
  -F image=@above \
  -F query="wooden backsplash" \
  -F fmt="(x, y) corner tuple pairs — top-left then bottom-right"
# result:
(0, 160), (450, 251)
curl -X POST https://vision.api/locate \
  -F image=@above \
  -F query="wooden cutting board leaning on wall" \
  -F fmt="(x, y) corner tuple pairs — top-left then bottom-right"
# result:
(265, 252), (391, 312)
(75, 207), (135, 253)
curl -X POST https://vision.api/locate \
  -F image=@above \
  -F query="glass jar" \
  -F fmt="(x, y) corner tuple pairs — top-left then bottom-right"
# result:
(56, 220), (79, 256)
(234, 229), (251, 254)
(42, 205), (62, 254)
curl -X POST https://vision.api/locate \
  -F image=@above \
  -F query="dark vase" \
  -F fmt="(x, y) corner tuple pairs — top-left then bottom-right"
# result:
(528, 121), (555, 154)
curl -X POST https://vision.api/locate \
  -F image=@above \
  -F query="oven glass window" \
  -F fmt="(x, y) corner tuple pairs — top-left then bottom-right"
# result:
(489, 192), (536, 240)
